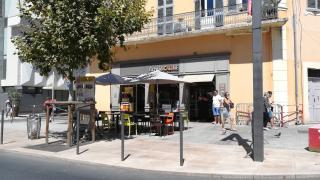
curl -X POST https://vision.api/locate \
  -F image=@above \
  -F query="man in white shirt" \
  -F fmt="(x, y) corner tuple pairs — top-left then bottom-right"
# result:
(212, 90), (223, 125)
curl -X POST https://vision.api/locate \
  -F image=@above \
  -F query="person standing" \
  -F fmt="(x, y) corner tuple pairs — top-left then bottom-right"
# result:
(212, 90), (223, 125)
(222, 92), (236, 131)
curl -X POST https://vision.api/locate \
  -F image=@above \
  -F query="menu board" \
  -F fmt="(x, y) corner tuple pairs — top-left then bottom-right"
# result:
(75, 76), (95, 102)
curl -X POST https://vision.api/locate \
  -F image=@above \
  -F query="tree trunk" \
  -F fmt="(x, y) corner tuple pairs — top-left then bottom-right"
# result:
(68, 79), (74, 101)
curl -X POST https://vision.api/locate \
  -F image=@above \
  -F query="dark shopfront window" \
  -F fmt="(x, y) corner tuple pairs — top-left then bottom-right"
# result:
(189, 82), (215, 122)
(158, 84), (179, 113)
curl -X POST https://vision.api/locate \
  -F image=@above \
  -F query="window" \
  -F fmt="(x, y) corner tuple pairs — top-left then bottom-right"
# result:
(228, 0), (237, 11)
(307, 0), (320, 10)
(157, 0), (173, 35)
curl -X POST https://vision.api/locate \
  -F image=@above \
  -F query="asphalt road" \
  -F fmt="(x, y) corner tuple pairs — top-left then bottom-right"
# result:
(0, 150), (214, 180)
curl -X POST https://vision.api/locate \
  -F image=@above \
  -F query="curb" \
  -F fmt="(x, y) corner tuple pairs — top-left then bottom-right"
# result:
(1, 148), (320, 180)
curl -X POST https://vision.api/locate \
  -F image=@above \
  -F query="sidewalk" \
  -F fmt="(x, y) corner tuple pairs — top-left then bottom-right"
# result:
(0, 118), (319, 179)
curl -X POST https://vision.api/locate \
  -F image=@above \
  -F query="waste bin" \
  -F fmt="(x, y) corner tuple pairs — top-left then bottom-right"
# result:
(27, 114), (41, 139)
(309, 124), (320, 152)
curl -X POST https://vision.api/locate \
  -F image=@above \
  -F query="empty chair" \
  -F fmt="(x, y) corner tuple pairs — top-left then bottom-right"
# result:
(181, 110), (190, 129)
(164, 113), (174, 135)
(149, 114), (162, 136)
(123, 113), (137, 137)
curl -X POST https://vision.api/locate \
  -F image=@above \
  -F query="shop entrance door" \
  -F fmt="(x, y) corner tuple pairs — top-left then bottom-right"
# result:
(308, 69), (320, 122)
(308, 77), (320, 122)
(189, 82), (214, 122)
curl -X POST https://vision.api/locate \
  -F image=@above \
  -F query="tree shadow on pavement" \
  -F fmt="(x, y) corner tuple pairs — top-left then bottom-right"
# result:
(220, 133), (253, 159)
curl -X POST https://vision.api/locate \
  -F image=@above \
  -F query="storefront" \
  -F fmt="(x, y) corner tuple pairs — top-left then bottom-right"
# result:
(111, 53), (230, 122)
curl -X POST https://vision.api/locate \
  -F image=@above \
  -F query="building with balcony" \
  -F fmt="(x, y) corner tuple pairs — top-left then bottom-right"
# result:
(89, 0), (320, 124)
(0, 0), (69, 112)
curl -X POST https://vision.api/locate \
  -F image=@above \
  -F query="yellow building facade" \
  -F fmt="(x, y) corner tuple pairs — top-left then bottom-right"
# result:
(89, 0), (320, 123)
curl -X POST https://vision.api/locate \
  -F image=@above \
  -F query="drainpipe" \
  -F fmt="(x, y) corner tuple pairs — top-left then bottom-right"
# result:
(292, 0), (300, 124)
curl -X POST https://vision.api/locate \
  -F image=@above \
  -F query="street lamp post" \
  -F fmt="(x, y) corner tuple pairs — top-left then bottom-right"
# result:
(252, 0), (264, 162)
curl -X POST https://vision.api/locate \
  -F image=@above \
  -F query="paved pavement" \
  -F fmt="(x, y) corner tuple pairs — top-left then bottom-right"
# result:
(0, 115), (319, 179)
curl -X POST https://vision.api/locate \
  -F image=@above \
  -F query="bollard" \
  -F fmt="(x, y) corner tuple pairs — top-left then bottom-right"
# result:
(1, 110), (3, 144)
(179, 111), (184, 166)
(76, 110), (80, 155)
(121, 112), (124, 161)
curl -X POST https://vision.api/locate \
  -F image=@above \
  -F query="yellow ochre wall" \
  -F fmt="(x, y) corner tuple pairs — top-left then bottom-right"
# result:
(89, 32), (274, 108)
(284, 0), (320, 121)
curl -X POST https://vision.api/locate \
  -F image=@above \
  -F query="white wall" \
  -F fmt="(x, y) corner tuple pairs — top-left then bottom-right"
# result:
(1, 0), (67, 90)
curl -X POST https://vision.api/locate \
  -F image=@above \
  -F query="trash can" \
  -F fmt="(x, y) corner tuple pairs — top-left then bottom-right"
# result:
(27, 114), (41, 139)
(309, 124), (320, 152)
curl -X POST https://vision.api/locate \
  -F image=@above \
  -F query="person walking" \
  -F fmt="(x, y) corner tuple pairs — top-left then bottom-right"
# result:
(211, 90), (223, 125)
(5, 99), (12, 118)
(222, 92), (236, 131)
(263, 91), (277, 130)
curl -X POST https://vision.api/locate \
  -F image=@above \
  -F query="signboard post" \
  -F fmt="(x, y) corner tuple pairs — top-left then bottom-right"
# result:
(75, 76), (96, 142)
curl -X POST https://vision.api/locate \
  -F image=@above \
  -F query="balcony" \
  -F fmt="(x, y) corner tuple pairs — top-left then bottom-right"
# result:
(126, 4), (285, 43)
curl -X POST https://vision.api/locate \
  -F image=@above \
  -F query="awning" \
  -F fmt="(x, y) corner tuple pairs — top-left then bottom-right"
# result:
(181, 74), (215, 83)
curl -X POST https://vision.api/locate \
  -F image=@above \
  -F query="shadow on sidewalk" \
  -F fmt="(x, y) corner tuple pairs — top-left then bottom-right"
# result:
(220, 133), (253, 159)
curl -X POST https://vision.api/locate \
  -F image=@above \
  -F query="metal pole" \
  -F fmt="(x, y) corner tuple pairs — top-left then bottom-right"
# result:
(52, 71), (55, 122)
(76, 109), (80, 155)
(252, 0), (264, 162)
(292, 0), (300, 124)
(179, 110), (184, 166)
(1, 110), (4, 144)
(121, 112), (124, 161)
(45, 106), (49, 144)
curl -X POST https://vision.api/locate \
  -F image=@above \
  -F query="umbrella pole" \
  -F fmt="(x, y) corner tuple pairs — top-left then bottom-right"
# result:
(157, 83), (159, 115)
(110, 84), (112, 110)
(135, 84), (138, 114)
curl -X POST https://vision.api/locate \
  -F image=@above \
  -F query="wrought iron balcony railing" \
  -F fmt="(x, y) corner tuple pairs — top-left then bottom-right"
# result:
(127, 4), (278, 42)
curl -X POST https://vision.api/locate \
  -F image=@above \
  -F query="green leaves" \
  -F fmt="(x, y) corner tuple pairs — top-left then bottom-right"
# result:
(12, 0), (151, 80)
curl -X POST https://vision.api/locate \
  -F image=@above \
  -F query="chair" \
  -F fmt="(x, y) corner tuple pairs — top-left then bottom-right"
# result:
(149, 114), (162, 136)
(181, 110), (190, 129)
(164, 113), (174, 135)
(98, 111), (115, 131)
(123, 113), (137, 136)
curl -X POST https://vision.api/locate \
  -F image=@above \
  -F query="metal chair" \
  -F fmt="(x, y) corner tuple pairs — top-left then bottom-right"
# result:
(123, 113), (137, 136)
(149, 114), (162, 136)
(164, 113), (174, 135)
(181, 110), (190, 129)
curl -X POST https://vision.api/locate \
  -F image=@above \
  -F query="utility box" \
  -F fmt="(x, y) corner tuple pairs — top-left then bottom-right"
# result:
(309, 124), (320, 152)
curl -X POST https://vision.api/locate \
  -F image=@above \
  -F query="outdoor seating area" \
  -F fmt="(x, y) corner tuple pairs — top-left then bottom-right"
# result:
(95, 111), (188, 137)
(93, 70), (191, 139)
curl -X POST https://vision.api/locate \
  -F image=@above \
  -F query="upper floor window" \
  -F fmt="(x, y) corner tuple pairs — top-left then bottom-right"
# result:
(307, 0), (320, 10)
(228, 0), (248, 11)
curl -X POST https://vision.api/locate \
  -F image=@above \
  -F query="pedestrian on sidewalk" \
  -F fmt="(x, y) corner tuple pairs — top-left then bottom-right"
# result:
(263, 91), (277, 130)
(5, 99), (13, 118)
(211, 90), (223, 125)
(222, 92), (236, 131)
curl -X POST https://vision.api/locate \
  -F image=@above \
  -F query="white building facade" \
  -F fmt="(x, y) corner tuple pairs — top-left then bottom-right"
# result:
(0, 0), (68, 112)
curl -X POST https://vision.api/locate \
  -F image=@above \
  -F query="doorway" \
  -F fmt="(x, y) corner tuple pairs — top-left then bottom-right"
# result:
(308, 69), (320, 122)
(189, 82), (215, 122)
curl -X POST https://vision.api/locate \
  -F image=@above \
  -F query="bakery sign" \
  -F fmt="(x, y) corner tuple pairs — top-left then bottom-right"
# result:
(149, 64), (179, 72)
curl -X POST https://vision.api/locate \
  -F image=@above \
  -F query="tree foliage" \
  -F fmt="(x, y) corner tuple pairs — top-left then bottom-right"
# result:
(13, 0), (151, 81)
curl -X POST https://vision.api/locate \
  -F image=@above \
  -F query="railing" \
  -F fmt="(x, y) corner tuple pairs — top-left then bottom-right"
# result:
(127, 4), (278, 42)
(235, 103), (303, 127)
(235, 103), (253, 125)
(280, 104), (303, 127)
